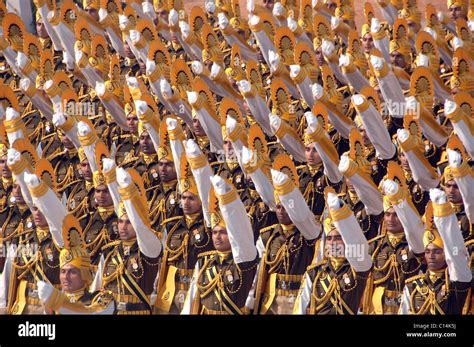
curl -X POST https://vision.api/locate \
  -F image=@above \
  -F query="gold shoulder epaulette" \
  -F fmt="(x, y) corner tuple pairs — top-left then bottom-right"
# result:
(306, 260), (325, 271)
(259, 224), (279, 234)
(368, 234), (385, 244)
(296, 164), (306, 170)
(161, 215), (183, 226)
(405, 274), (425, 284)
(197, 250), (219, 258)
(101, 240), (121, 251)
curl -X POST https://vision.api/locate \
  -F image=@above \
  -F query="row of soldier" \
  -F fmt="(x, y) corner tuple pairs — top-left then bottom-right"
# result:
(0, 0), (472, 314)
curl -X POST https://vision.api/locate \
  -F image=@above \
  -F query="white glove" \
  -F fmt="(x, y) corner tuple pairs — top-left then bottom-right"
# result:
(179, 21), (190, 39)
(16, 52), (29, 70)
(218, 13), (229, 29)
(126, 75), (139, 88)
(241, 146), (253, 165)
(116, 167), (131, 188)
(98, 8), (108, 22)
(447, 149), (462, 168)
(129, 30), (140, 45)
(187, 91), (198, 105)
(331, 16), (341, 30)
(269, 113), (281, 131)
(424, 27), (437, 40)
(339, 54), (351, 68)
(24, 173), (41, 188)
(142, 2), (156, 19)
(382, 179), (399, 196)
(95, 82), (107, 97)
(351, 94), (365, 107)
(119, 15), (129, 31)
(289, 65), (301, 78)
(52, 112), (66, 127)
(370, 55), (384, 71)
(102, 158), (115, 174)
(5, 107), (19, 121)
(134, 100), (148, 116)
(20, 78), (31, 92)
(268, 50), (280, 68)
(77, 121), (91, 136)
(287, 17), (298, 32)
(311, 83), (324, 100)
(237, 80), (251, 94)
(168, 9), (179, 27)
(273, 2), (285, 17)
(452, 37), (463, 50)
(416, 53), (430, 68)
(444, 99), (457, 114)
(322, 39), (335, 57)
(327, 192), (342, 210)
(210, 175), (228, 195)
(249, 15), (260, 27)
(146, 59), (156, 75)
(7, 148), (21, 166)
(183, 139), (202, 157)
(210, 63), (221, 79)
(371, 18), (381, 33)
(271, 169), (288, 186)
(205, 0), (216, 14)
(430, 188), (447, 205)
(397, 129), (409, 143)
(191, 61), (203, 75)
(166, 117), (178, 131)
(226, 115), (237, 133)
(338, 153), (351, 173)
(37, 281), (54, 305)
(160, 78), (173, 98)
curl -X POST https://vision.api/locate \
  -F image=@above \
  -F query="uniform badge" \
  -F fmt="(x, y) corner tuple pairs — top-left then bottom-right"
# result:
(10, 196), (15, 204)
(124, 246), (130, 256)
(130, 258), (139, 271)
(401, 249), (408, 261)
(46, 247), (54, 262)
(70, 199), (76, 209)
(193, 229), (201, 241)
(343, 273), (351, 285)
(236, 175), (241, 184)
(151, 169), (158, 179)
(27, 221), (33, 228)
(178, 292), (185, 304)
(169, 194), (175, 205)
(225, 270), (234, 283)
(440, 284), (446, 297)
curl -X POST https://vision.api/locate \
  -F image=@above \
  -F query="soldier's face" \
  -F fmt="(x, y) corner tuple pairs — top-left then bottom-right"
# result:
(32, 206), (48, 228)
(305, 144), (322, 166)
(450, 6), (466, 21)
(314, 47), (325, 66)
(399, 152), (410, 171)
(124, 41), (134, 58)
(223, 140), (235, 161)
(0, 156), (12, 178)
(12, 184), (26, 204)
(139, 132), (155, 154)
(444, 180), (463, 204)
(384, 208), (404, 234)
(181, 191), (201, 215)
(127, 115), (139, 134)
(60, 264), (85, 292)
(325, 230), (345, 258)
(362, 34), (374, 54)
(425, 244), (446, 272)
(36, 21), (48, 39)
(390, 51), (406, 69)
(192, 118), (206, 137)
(158, 160), (177, 182)
(276, 203), (292, 226)
(80, 160), (93, 182)
(358, 126), (371, 146)
(118, 215), (137, 241)
(212, 226), (231, 252)
(60, 132), (75, 150)
(94, 185), (113, 207)
(86, 8), (100, 22)
(263, 0), (274, 10)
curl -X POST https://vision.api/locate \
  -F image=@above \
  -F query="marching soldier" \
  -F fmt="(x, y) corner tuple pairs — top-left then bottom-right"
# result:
(399, 190), (472, 314)
(182, 176), (258, 315)
(294, 190), (373, 314)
